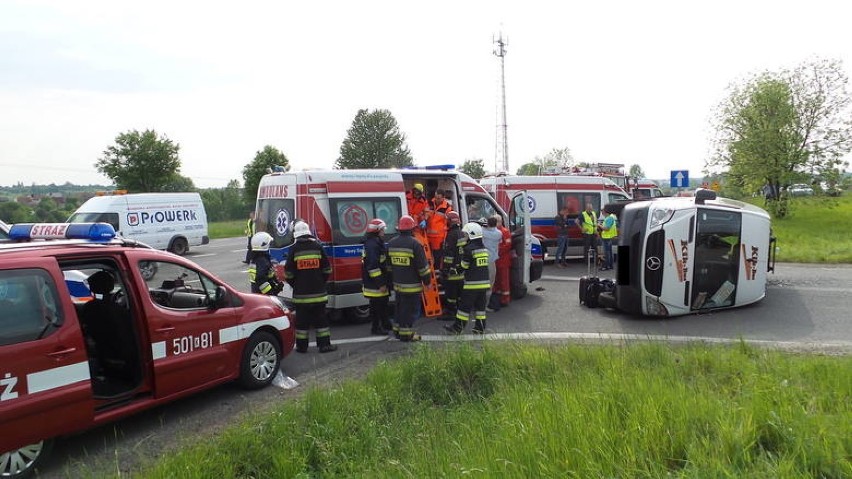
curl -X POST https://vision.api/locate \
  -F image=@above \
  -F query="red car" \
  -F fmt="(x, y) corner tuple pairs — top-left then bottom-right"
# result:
(0, 223), (295, 478)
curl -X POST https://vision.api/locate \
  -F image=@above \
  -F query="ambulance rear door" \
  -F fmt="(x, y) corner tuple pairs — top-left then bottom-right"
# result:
(509, 191), (533, 287)
(256, 173), (298, 262)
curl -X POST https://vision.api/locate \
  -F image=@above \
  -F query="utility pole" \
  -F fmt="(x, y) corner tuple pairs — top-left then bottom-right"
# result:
(493, 32), (509, 174)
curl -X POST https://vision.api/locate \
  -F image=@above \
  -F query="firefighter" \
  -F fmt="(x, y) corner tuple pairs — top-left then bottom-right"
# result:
(243, 210), (255, 264)
(440, 210), (465, 320)
(406, 183), (429, 226)
(248, 232), (284, 296)
(284, 220), (337, 353)
(387, 214), (432, 342)
(361, 218), (393, 335)
(445, 222), (490, 335)
(426, 188), (451, 265)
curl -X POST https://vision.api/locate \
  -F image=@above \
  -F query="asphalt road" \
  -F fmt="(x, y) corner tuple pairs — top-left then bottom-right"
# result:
(38, 237), (852, 477)
(197, 236), (852, 349)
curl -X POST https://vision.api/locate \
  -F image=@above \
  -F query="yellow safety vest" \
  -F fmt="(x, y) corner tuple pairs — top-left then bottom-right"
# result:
(601, 214), (618, 239)
(581, 211), (598, 235)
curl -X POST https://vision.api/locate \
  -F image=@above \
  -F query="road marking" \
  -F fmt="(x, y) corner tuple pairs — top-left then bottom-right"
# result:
(231, 249), (246, 253)
(192, 253), (216, 258)
(330, 332), (852, 350)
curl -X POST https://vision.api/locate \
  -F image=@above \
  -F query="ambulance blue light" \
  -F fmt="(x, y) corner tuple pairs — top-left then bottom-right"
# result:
(8, 223), (117, 241)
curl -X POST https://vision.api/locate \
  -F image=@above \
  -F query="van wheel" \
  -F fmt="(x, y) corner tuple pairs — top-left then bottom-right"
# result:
(239, 331), (281, 389)
(0, 439), (53, 478)
(346, 305), (371, 323)
(169, 238), (188, 256)
(139, 261), (158, 281)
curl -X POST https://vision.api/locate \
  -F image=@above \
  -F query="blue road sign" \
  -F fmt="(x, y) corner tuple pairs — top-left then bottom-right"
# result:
(670, 170), (689, 188)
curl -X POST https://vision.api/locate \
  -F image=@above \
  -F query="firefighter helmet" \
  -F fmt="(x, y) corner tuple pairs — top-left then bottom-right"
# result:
(446, 211), (461, 225)
(293, 221), (311, 238)
(398, 215), (417, 231)
(251, 232), (274, 251)
(413, 183), (424, 192)
(367, 218), (386, 233)
(462, 222), (483, 240)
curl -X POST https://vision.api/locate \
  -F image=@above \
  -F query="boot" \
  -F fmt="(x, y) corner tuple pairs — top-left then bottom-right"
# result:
(444, 320), (465, 335)
(472, 320), (486, 334)
(370, 317), (389, 335)
(295, 338), (309, 353)
(319, 344), (338, 353)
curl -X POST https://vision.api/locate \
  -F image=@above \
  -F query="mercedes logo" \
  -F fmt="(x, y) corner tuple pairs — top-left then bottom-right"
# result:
(646, 256), (661, 271)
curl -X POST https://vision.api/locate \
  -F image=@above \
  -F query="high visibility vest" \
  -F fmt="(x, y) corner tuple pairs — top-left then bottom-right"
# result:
(601, 214), (618, 239)
(581, 210), (598, 235)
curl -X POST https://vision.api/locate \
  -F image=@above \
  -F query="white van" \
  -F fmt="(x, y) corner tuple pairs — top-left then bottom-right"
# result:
(68, 192), (209, 255)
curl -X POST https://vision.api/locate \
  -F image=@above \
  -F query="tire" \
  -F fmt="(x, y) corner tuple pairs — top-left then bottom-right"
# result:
(238, 331), (281, 389)
(346, 305), (371, 324)
(169, 237), (188, 256)
(139, 261), (158, 282)
(0, 439), (53, 479)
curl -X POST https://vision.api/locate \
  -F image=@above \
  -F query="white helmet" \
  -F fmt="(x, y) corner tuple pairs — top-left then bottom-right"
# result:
(293, 221), (311, 238)
(251, 232), (274, 251)
(462, 221), (483, 240)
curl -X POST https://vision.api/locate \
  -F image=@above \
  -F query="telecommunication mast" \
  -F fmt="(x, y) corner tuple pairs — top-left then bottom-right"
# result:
(493, 32), (509, 174)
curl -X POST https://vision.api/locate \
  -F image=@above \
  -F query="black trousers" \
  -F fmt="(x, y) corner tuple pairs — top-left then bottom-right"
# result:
(442, 278), (463, 313)
(395, 292), (421, 341)
(369, 296), (391, 330)
(456, 289), (487, 324)
(582, 234), (598, 263)
(294, 302), (332, 349)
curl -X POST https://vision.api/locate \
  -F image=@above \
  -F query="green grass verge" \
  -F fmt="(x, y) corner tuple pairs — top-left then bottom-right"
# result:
(208, 220), (245, 239)
(748, 195), (852, 263)
(140, 342), (851, 478)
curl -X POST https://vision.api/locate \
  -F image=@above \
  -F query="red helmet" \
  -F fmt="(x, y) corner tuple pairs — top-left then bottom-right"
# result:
(367, 218), (386, 233)
(447, 211), (461, 225)
(398, 215), (417, 231)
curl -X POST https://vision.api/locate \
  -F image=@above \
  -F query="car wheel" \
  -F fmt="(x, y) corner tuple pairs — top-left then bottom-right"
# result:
(138, 261), (158, 281)
(0, 439), (53, 479)
(169, 238), (188, 256)
(239, 331), (281, 389)
(346, 305), (371, 324)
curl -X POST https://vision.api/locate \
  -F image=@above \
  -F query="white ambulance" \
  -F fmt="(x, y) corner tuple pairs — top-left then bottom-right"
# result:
(255, 168), (544, 321)
(68, 192), (209, 256)
(598, 189), (777, 316)
(479, 174), (631, 258)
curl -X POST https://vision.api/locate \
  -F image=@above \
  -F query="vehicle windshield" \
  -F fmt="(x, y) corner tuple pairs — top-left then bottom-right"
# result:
(67, 212), (120, 231)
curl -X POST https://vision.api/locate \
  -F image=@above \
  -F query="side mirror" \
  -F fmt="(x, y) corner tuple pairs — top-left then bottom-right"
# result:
(210, 285), (228, 309)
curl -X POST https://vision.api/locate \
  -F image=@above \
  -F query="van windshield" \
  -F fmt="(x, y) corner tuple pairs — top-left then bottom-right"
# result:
(67, 212), (120, 231)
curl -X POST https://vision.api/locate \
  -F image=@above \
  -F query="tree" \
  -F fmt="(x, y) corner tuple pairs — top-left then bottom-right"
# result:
(709, 59), (852, 216)
(459, 158), (486, 179)
(160, 174), (196, 192)
(336, 109), (414, 169)
(515, 147), (574, 176)
(201, 180), (246, 222)
(96, 129), (182, 192)
(242, 145), (290, 205)
(628, 164), (646, 179)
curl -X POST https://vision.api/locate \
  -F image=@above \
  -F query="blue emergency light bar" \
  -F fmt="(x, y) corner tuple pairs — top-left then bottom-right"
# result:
(401, 164), (456, 171)
(9, 223), (117, 242)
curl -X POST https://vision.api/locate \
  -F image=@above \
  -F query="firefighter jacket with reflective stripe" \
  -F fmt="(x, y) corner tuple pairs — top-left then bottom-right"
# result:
(387, 231), (431, 293)
(249, 254), (282, 295)
(600, 213), (618, 239)
(441, 225), (467, 281)
(580, 210), (598, 235)
(426, 197), (450, 238)
(284, 236), (331, 304)
(361, 233), (391, 298)
(460, 238), (490, 290)
(496, 226), (513, 267)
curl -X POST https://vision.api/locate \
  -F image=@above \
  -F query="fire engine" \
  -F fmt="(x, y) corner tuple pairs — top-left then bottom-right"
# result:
(597, 189), (777, 316)
(1, 223), (295, 478)
(254, 168), (544, 320)
(479, 174), (630, 258)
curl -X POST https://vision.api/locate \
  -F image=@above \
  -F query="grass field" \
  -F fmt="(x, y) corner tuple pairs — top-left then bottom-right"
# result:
(756, 195), (852, 263)
(140, 342), (850, 478)
(208, 220), (245, 239)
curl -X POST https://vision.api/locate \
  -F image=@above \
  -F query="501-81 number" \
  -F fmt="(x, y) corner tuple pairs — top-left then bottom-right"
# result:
(172, 332), (214, 355)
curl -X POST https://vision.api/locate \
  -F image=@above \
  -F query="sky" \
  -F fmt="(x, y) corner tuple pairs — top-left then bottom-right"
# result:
(1, 0), (850, 188)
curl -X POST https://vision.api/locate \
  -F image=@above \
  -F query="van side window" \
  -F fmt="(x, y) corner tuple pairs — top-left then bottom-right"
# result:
(608, 193), (629, 204)
(557, 193), (601, 217)
(142, 261), (218, 309)
(329, 198), (402, 245)
(0, 269), (64, 346)
(66, 212), (120, 231)
(464, 195), (499, 224)
(257, 198), (296, 249)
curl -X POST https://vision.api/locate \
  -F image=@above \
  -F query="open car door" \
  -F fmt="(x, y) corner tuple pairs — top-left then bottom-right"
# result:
(509, 191), (532, 292)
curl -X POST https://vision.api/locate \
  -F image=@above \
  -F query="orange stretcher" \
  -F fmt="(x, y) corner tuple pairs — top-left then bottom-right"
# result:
(414, 227), (442, 317)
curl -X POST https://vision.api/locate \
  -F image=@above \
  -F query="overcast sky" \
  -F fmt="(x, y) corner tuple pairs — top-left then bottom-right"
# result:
(1, 0), (850, 188)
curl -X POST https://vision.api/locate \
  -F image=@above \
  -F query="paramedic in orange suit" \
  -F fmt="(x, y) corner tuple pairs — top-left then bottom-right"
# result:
(406, 183), (428, 224)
